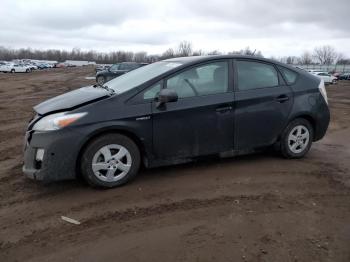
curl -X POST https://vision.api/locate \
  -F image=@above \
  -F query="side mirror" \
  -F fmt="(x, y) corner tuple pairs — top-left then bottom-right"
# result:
(156, 88), (178, 107)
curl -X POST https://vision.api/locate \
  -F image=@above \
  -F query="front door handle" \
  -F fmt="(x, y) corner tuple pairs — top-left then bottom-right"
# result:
(216, 106), (233, 113)
(276, 95), (290, 103)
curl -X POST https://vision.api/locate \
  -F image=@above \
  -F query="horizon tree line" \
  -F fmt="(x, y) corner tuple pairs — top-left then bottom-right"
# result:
(0, 41), (348, 65)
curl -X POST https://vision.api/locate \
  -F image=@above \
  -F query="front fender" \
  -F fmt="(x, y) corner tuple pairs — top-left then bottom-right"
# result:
(72, 119), (153, 166)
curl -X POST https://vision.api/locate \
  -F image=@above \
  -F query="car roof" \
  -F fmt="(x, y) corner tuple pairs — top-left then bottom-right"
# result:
(164, 55), (268, 63)
(163, 55), (300, 72)
(120, 62), (146, 65)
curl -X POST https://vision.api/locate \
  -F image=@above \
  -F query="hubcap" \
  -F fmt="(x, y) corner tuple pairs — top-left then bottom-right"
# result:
(92, 144), (132, 182)
(288, 125), (310, 154)
(97, 77), (104, 85)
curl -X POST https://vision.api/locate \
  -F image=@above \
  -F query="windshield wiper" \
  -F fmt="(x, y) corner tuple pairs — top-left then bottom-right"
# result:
(93, 83), (115, 95)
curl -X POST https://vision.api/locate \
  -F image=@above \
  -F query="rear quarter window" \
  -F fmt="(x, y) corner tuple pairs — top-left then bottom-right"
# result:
(278, 66), (298, 85)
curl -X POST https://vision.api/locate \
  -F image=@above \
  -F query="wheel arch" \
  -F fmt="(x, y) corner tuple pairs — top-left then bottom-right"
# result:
(75, 127), (148, 178)
(287, 113), (316, 140)
(276, 113), (316, 144)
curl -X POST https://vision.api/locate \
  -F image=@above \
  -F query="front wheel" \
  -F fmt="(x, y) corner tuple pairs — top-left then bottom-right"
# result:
(10, 69), (15, 73)
(96, 76), (105, 85)
(80, 134), (141, 188)
(280, 118), (313, 159)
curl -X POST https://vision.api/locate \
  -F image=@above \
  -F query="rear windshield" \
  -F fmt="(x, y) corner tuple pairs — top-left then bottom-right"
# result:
(106, 61), (183, 94)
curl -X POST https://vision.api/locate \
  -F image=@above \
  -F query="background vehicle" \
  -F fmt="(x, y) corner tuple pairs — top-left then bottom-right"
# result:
(65, 63), (77, 68)
(95, 64), (111, 73)
(338, 73), (350, 80)
(54, 63), (65, 68)
(12, 64), (32, 73)
(0, 62), (11, 72)
(312, 72), (337, 84)
(23, 55), (330, 188)
(24, 63), (37, 70)
(95, 62), (148, 84)
(37, 63), (49, 70)
(1, 63), (31, 73)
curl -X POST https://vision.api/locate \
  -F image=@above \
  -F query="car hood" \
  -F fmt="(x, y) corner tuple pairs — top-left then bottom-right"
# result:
(34, 86), (111, 115)
(96, 69), (111, 75)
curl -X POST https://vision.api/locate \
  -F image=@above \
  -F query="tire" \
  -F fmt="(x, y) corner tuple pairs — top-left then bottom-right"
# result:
(80, 134), (141, 188)
(26, 69), (30, 73)
(332, 79), (337, 85)
(96, 76), (105, 85)
(10, 69), (15, 73)
(280, 118), (314, 159)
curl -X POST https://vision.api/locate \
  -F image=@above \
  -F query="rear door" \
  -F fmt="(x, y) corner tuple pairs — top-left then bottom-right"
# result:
(151, 60), (235, 160)
(233, 59), (293, 150)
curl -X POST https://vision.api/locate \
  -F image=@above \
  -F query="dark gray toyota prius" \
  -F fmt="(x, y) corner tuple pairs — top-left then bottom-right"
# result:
(23, 55), (330, 187)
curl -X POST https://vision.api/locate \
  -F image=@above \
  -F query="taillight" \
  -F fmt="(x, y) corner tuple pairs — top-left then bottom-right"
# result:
(318, 80), (328, 104)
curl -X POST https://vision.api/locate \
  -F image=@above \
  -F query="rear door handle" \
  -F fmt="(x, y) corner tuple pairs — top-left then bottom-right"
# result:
(276, 95), (290, 103)
(216, 106), (232, 113)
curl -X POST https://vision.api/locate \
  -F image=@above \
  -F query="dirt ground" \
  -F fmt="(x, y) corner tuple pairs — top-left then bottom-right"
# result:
(0, 67), (349, 262)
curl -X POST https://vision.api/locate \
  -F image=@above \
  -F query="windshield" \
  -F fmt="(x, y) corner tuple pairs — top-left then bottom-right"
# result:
(106, 61), (183, 93)
(109, 64), (119, 71)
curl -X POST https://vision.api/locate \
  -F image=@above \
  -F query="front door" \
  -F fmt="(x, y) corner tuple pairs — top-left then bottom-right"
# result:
(151, 60), (235, 160)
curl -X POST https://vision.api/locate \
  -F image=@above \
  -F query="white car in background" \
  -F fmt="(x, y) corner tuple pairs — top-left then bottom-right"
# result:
(0, 62), (12, 73)
(0, 63), (31, 73)
(311, 72), (337, 84)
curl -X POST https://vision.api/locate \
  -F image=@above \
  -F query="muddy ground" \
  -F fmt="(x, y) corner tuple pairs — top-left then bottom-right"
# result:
(0, 67), (349, 262)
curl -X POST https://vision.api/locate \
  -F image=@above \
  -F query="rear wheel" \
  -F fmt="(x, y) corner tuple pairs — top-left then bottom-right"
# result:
(80, 134), (140, 188)
(10, 69), (15, 73)
(280, 118), (313, 159)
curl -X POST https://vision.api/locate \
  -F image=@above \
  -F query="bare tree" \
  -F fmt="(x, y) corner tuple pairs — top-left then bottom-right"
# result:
(335, 52), (345, 65)
(133, 52), (147, 62)
(177, 41), (192, 57)
(192, 49), (204, 56)
(255, 50), (263, 58)
(335, 51), (350, 65)
(313, 45), (337, 65)
(207, 50), (222, 55)
(227, 50), (240, 55)
(241, 47), (255, 56)
(337, 57), (350, 65)
(161, 48), (175, 59)
(269, 56), (278, 61)
(299, 51), (313, 65)
(286, 56), (299, 64)
(146, 55), (160, 63)
(228, 47), (263, 57)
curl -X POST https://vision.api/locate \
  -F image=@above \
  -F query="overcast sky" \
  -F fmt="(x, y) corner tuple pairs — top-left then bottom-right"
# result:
(0, 0), (349, 57)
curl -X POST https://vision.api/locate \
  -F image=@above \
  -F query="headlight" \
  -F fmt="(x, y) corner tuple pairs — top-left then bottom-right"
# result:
(32, 112), (87, 131)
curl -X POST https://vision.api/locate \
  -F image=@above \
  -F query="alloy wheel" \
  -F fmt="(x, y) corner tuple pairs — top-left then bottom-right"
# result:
(287, 125), (310, 154)
(97, 76), (105, 85)
(91, 144), (132, 182)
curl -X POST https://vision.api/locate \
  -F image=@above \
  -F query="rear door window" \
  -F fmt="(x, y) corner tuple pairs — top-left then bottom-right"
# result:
(236, 61), (279, 90)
